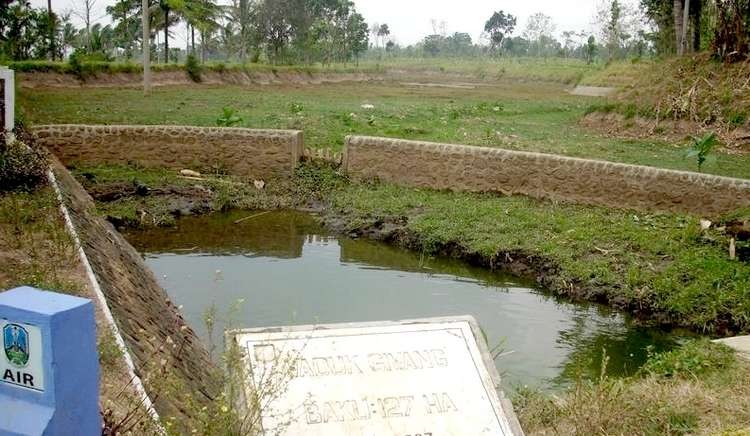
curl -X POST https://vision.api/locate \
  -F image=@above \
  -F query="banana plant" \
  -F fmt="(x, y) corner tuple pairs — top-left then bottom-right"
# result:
(686, 132), (718, 172)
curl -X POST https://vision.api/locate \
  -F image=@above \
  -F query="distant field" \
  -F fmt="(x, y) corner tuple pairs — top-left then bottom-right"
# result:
(20, 73), (750, 179)
(360, 57), (601, 84)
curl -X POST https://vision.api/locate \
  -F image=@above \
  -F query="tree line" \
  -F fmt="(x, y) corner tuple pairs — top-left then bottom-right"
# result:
(378, 1), (747, 63)
(0, 0), (369, 65)
(1, 0), (748, 65)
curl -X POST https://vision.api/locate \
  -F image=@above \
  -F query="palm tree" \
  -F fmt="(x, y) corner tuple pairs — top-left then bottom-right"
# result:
(182, 0), (218, 55)
(156, 0), (188, 63)
(142, 0), (151, 94)
(47, 0), (54, 59)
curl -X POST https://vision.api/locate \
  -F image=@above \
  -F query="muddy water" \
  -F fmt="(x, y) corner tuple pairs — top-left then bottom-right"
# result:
(125, 210), (689, 390)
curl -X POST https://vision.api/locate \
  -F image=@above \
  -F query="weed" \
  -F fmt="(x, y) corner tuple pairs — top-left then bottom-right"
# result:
(339, 112), (356, 128)
(728, 111), (748, 127)
(289, 102), (304, 114)
(216, 107), (243, 127)
(98, 328), (125, 370)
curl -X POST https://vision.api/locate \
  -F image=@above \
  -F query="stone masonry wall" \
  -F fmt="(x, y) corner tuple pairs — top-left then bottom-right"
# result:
(51, 157), (218, 423)
(34, 124), (304, 179)
(344, 136), (750, 217)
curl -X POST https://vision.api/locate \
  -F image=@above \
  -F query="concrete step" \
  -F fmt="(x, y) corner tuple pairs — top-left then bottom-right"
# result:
(713, 335), (750, 361)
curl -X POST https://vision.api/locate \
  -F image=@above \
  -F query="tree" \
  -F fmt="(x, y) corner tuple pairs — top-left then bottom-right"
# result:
(106, 0), (141, 58)
(180, 0), (220, 60)
(422, 34), (443, 56)
(674, 0), (684, 53)
(713, 0), (750, 61)
(46, 0), (55, 59)
(346, 11), (368, 64)
(484, 10), (516, 54)
(607, 0), (622, 59)
(641, 0), (677, 53)
(257, 0), (293, 63)
(369, 21), (379, 48)
(585, 35), (598, 63)
(72, 0), (98, 52)
(523, 12), (556, 56)
(446, 32), (473, 56)
(377, 23), (390, 48)
(142, 0), (151, 94)
(641, 0), (703, 55)
(0, 0), (64, 60)
(158, 0), (185, 63)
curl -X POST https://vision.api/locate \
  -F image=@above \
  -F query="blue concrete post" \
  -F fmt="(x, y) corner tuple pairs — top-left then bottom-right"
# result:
(0, 287), (100, 436)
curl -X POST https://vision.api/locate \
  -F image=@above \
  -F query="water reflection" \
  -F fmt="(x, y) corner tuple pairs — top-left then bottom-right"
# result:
(125, 210), (688, 390)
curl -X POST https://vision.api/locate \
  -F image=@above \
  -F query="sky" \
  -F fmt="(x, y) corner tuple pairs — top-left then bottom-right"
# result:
(28, 0), (637, 47)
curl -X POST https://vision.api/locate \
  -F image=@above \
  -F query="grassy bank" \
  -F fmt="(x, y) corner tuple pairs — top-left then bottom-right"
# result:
(20, 79), (750, 179)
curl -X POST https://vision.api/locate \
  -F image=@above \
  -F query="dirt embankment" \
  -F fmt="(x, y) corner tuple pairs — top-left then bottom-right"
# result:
(581, 112), (750, 153)
(584, 55), (750, 150)
(18, 68), (384, 89)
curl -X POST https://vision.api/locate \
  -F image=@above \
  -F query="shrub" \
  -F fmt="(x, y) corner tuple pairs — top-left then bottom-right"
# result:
(185, 54), (202, 83)
(0, 139), (48, 192)
(68, 51), (84, 80)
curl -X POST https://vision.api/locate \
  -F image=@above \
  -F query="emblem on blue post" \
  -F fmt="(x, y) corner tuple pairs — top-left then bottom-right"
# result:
(3, 323), (30, 367)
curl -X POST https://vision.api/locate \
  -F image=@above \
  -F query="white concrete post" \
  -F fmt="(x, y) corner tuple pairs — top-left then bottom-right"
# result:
(0, 67), (15, 133)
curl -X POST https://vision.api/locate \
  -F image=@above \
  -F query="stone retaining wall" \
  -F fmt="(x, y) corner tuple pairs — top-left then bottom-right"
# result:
(51, 158), (218, 424)
(34, 124), (303, 179)
(344, 136), (750, 216)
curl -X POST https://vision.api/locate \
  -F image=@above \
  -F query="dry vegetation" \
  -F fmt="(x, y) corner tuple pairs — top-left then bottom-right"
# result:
(517, 340), (750, 435)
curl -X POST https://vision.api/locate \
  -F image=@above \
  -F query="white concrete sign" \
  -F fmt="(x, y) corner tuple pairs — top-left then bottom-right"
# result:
(0, 67), (14, 133)
(230, 316), (522, 436)
(1, 319), (45, 392)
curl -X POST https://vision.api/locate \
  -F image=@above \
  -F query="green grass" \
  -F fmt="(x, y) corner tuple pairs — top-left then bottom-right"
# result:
(360, 56), (600, 83)
(19, 78), (750, 179)
(330, 180), (750, 333)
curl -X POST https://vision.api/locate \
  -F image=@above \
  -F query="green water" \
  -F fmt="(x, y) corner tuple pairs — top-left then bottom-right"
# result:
(125, 210), (690, 390)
